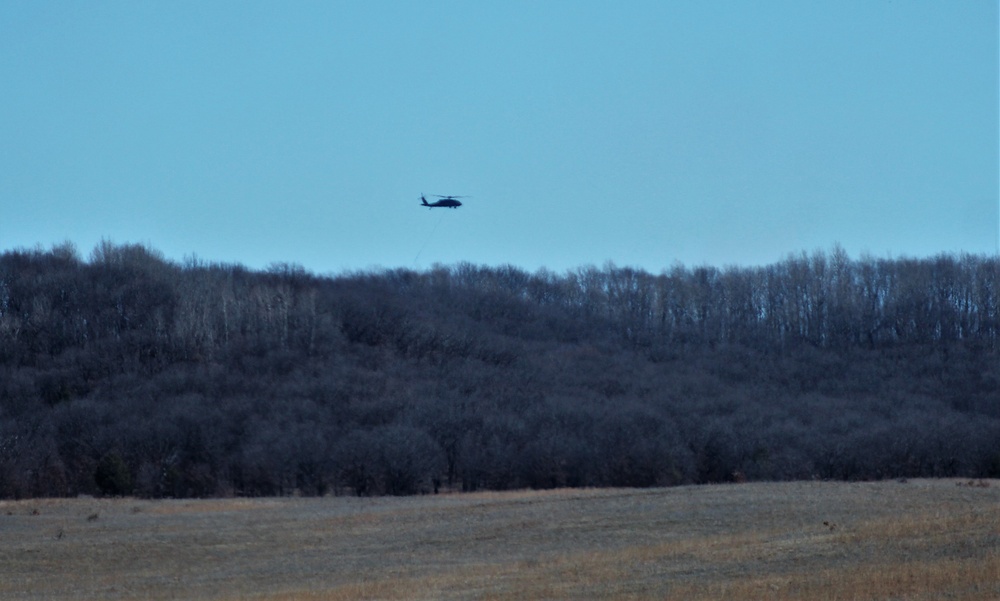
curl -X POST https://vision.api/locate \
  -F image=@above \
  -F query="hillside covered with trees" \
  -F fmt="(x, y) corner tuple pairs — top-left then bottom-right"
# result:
(1, 241), (997, 498)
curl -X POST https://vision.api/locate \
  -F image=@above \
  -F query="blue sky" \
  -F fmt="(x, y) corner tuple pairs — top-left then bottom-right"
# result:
(2, 1), (997, 274)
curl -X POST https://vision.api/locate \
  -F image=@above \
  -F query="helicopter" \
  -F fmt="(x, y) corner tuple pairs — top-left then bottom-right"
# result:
(420, 194), (466, 209)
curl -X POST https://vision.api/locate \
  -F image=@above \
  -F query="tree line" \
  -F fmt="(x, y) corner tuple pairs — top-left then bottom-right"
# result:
(0, 241), (997, 498)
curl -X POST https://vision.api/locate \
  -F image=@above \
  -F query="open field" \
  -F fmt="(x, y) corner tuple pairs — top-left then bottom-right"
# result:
(1, 480), (997, 600)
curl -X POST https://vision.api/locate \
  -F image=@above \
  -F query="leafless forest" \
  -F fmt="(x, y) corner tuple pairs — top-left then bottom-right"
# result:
(1, 241), (997, 498)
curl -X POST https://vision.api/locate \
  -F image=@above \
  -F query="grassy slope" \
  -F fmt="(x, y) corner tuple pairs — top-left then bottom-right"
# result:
(1, 480), (997, 601)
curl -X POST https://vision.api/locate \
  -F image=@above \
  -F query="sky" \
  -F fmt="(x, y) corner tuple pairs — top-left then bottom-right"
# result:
(2, 1), (997, 275)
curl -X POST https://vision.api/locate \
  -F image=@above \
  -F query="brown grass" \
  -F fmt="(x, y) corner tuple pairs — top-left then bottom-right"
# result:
(0, 479), (996, 600)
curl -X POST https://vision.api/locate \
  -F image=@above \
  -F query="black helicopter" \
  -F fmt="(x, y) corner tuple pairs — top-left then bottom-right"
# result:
(420, 194), (466, 209)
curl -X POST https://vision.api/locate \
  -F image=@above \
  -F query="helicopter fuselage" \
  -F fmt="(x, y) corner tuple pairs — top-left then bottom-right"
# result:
(421, 195), (462, 208)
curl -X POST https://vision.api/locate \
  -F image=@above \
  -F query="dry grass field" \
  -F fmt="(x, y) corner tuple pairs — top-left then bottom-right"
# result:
(1, 479), (997, 600)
